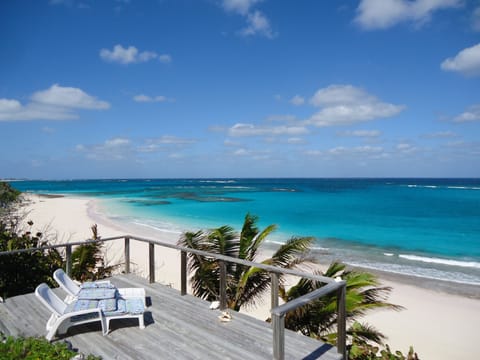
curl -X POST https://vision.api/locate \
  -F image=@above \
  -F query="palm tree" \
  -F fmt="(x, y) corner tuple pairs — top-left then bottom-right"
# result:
(70, 224), (118, 282)
(178, 213), (314, 311)
(280, 261), (403, 348)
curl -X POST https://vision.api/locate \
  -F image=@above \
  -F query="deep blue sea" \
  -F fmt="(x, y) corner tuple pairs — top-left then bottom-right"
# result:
(10, 178), (480, 286)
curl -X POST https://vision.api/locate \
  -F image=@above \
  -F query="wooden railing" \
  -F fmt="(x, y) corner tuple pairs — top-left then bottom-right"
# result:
(0, 235), (347, 360)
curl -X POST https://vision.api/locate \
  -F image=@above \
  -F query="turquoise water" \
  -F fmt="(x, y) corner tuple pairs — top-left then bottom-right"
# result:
(11, 178), (480, 285)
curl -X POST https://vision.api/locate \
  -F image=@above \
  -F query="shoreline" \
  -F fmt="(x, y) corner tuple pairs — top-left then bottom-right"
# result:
(22, 193), (480, 359)
(262, 235), (480, 300)
(352, 265), (480, 300)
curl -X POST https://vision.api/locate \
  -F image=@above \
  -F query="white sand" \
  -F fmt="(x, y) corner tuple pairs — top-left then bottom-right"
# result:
(23, 194), (480, 360)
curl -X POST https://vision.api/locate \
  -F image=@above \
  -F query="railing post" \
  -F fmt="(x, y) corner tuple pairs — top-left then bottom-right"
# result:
(271, 272), (279, 311)
(337, 282), (347, 360)
(219, 260), (227, 310)
(149, 242), (155, 283)
(124, 237), (130, 274)
(272, 313), (285, 360)
(181, 251), (187, 296)
(65, 244), (72, 277)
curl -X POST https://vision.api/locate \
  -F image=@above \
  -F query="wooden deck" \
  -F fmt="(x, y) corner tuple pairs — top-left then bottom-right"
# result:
(0, 274), (342, 360)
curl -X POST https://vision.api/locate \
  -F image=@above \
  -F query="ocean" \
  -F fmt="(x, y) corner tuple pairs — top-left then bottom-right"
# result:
(10, 178), (480, 286)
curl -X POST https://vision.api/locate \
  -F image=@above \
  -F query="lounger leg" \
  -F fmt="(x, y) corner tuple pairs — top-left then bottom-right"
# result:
(101, 316), (109, 336)
(46, 314), (57, 331)
(139, 314), (145, 329)
(46, 324), (60, 342)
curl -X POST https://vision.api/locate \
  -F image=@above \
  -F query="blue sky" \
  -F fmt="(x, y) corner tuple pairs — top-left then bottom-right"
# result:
(1, 0), (479, 179)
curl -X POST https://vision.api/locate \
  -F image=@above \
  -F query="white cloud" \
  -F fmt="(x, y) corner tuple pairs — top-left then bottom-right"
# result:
(290, 95), (305, 106)
(133, 94), (175, 103)
(231, 147), (272, 160)
(0, 84), (109, 121)
(266, 114), (298, 122)
(100, 44), (171, 65)
(453, 104), (480, 123)
(328, 145), (383, 156)
(287, 137), (306, 144)
(221, 0), (274, 39)
(306, 84), (404, 127)
(77, 135), (194, 162)
(133, 95), (152, 103)
(158, 54), (172, 63)
(396, 143), (417, 154)
(355, 0), (462, 30)
(77, 137), (132, 160)
(105, 138), (130, 147)
(305, 150), (323, 156)
(222, 0), (263, 15)
(152, 135), (196, 145)
(138, 136), (196, 152)
(307, 145), (384, 158)
(328, 146), (347, 155)
(0, 99), (22, 113)
(441, 43), (480, 76)
(396, 143), (411, 150)
(339, 129), (381, 137)
(311, 84), (374, 106)
(354, 145), (384, 154)
(234, 148), (250, 156)
(240, 10), (275, 38)
(31, 84), (109, 109)
(228, 123), (309, 137)
(137, 144), (158, 153)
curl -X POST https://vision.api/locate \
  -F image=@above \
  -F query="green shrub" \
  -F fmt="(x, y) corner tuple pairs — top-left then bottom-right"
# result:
(349, 342), (419, 359)
(0, 333), (101, 359)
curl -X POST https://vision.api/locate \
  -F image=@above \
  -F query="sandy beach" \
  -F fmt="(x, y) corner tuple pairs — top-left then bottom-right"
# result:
(23, 193), (480, 360)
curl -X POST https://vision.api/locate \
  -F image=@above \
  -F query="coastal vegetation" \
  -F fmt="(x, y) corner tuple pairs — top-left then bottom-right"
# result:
(0, 182), (113, 299)
(0, 332), (101, 360)
(0, 182), (63, 299)
(70, 224), (118, 282)
(178, 213), (313, 311)
(179, 213), (418, 359)
(279, 262), (402, 344)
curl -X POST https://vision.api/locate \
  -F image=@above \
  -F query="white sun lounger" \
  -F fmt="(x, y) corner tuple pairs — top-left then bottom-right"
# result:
(35, 283), (107, 341)
(35, 283), (145, 341)
(53, 268), (112, 302)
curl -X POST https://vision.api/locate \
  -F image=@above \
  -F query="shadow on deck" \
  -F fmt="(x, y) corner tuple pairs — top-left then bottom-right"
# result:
(0, 274), (342, 360)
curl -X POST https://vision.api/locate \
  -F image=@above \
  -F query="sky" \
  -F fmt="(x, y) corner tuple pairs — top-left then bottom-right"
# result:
(1, 0), (480, 179)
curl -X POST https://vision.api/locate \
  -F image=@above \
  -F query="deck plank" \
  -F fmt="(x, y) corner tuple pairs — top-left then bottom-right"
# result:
(0, 274), (342, 360)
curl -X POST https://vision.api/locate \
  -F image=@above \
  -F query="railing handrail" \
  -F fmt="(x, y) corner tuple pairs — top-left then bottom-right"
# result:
(271, 281), (343, 316)
(0, 234), (337, 284)
(0, 234), (346, 360)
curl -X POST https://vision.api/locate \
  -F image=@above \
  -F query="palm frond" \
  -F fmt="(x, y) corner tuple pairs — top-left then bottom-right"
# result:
(323, 261), (346, 278)
(268, 236), (314, 269)
(245, 224), (277, 262)
(282, 261), (401, 344)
